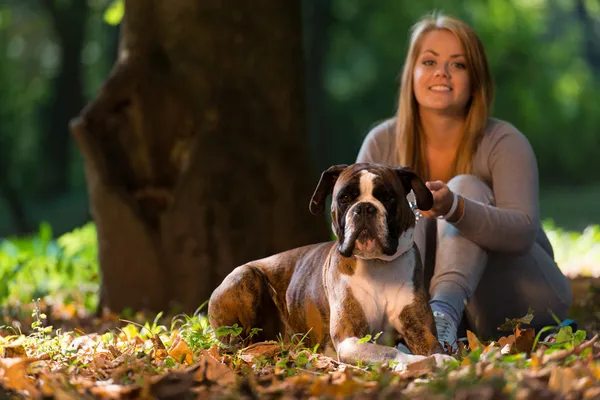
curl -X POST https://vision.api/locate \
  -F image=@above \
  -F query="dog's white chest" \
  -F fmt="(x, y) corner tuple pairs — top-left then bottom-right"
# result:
(346, 251), (416, 332)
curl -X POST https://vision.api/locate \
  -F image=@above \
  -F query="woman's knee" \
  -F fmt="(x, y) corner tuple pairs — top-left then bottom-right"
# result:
(448, 174), (494, 204)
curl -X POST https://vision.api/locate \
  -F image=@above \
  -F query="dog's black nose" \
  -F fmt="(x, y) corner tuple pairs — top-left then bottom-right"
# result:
(354, 202), (377, 217)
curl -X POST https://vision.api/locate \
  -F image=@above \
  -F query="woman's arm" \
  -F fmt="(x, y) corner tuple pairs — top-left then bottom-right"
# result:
(450, 127), (540, 254)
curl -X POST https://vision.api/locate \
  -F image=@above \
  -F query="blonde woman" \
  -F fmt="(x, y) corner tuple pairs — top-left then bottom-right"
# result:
(357, 13), (572, 349)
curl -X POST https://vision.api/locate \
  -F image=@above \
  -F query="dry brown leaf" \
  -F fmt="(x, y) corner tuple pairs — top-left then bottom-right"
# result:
(497, 334), (515, 348)
(311, 354), (339, 371)
(573, 376), (595, 392)
(515, 327), (535, 353)
(90, 383), (141, 399)
(0, 340), (27, 358)
(238, 341), (281, 364)
(548, 366), (576, 394)
(194, 350), (237, 386)
(309, 369), (365, 398)
(584, 386), (600, 399)
(0, 357), (40, 398)
(466, 330), (481, 351)
(168, 334), (194, 365)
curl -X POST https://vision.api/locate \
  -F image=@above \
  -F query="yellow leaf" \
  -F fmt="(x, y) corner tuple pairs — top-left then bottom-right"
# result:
(0, 357), (40, 398)
(168, 335), (193, 365)
(0, 341), (26, 358)
(151, 336), (168, 362)
(466, 330), (481, 351)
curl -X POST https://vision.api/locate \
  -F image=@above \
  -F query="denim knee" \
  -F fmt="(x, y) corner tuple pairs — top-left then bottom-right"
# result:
(447, 174), (494, 205)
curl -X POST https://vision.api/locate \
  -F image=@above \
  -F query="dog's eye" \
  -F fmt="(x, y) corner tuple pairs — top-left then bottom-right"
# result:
(375, 190), (394, 203)
(339, 194), (352, 204)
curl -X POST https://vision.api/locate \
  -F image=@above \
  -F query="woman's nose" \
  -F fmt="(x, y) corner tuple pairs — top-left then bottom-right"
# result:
(434, 63), (449, 77)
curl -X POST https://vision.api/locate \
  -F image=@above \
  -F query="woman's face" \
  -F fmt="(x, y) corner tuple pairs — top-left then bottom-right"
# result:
(412, 29), (472, 115)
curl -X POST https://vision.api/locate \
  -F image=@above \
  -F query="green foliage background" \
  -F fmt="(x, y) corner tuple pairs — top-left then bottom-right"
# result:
(0, 0), (599, 237)
(323, 0), (600, 186)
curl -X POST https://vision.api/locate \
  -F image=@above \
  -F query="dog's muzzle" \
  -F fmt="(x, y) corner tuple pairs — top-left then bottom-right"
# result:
(342, 201), (386, 257)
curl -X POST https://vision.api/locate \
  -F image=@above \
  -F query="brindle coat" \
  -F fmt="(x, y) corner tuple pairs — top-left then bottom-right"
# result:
(208, 163), (446, 369)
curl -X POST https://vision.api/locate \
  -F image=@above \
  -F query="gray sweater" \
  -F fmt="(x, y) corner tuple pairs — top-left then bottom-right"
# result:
(356, 117), (554, 257)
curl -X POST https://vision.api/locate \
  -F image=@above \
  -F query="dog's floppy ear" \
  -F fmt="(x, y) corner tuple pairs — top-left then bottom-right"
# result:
(394, 166), (433, 211)
(309, 164), (349, 215)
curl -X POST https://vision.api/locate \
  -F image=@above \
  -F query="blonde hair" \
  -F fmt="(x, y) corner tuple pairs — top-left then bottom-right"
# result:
(395, 12), (494, 180)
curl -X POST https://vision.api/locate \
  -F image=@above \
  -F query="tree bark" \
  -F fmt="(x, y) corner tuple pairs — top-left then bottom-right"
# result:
(70, 0), (330, 314)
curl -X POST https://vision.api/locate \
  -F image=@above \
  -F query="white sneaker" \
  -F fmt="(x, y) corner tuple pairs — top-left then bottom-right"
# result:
(433, 310), (458, 352)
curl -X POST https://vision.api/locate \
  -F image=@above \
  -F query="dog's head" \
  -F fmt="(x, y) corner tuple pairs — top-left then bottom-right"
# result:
(309, 163), (433, 259)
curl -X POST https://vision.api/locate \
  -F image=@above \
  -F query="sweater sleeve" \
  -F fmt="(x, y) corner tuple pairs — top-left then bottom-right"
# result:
(451, 126), (540, 254)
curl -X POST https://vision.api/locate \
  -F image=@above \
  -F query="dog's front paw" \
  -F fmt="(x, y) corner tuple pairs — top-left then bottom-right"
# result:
(392, 354), (427, 372)
(430, 353), (456, 367)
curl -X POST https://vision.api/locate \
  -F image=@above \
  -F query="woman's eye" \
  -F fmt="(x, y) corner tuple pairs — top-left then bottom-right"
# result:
(422, 59), (435, 66)
(453, 62), (466, 69)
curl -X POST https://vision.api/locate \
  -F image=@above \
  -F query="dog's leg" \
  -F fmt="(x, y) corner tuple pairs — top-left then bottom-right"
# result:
(398, 295), (455, 366)
(398, 300), (442, 355)
(208, 264), (281, 346)
(329, 293), (428, 371)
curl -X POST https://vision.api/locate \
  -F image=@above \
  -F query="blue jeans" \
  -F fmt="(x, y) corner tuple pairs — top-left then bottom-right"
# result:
(413, 175), (573, 339)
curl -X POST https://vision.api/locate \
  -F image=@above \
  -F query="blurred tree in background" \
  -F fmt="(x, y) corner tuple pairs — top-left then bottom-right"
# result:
(0, 0), (599, 238)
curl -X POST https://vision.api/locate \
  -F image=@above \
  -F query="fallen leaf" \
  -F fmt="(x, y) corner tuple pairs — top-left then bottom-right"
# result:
(90, 383), (141, 399)
(311, 354), (339, 372)
(498, 334), (515, 348)
(194, 350), (237, 386)
(151, 335), (168, 362)
(466, 330), (481, 351)
(0, 341), (27, 358)
(515, 327), (535, 353)
(0, 357), (40, 398)
(238, 341), (281, 364)
(584, 386), (600, 399)
(309, 369), (365, 398)
(497, 307), (534, 332)
(168, 335), (193, 365)
(547, 366), (575, 394)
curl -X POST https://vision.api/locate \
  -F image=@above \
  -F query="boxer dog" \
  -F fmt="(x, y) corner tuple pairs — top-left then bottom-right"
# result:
(208, 163), (451, 371)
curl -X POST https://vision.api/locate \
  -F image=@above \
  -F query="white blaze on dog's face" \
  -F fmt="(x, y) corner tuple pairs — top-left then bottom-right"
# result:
(331, 166), (418, 260)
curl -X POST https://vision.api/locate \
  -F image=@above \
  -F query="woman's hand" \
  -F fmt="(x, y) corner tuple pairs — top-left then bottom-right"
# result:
(417, 181), (464, 222)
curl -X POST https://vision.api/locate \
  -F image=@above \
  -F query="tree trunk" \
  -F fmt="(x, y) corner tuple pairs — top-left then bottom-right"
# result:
(38, 0), (88, 198)
(70, 0), (330, 314)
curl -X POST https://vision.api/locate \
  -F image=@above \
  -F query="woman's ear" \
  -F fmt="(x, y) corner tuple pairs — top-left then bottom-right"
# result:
(394, 166), (433, 211)
(309, 164), (348, 215)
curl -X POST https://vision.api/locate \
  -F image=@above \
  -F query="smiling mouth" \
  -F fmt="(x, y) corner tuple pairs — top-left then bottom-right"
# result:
(429, 85), (452, 92)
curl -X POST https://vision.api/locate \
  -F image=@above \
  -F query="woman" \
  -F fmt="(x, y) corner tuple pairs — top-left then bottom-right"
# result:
(356, 13), (572, 349)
